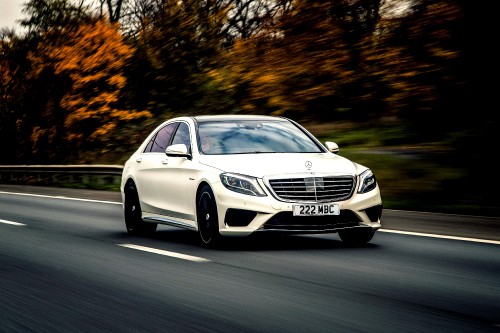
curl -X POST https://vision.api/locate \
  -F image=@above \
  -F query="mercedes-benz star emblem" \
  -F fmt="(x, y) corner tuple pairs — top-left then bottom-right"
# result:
(305, 161), (312, 169)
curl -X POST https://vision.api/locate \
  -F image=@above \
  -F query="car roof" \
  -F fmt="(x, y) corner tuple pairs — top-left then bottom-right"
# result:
(192, 114), (288, 123)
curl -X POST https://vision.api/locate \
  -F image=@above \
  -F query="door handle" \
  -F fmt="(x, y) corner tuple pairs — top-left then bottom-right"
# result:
(136, 158), (142, 163)
(162, 159), (169, 165)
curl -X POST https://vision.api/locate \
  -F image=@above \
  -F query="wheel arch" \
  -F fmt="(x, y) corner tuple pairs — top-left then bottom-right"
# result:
(195, 181), (216, 220)
(195, 181), (212, 201)
(124, 178), (136, 190)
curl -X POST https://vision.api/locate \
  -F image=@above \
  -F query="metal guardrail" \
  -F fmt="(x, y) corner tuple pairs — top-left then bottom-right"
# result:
(0, 165), (124, 188)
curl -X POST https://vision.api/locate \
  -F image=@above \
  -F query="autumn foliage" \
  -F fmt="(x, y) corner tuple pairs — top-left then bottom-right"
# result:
(29, 19), (151, 155)
(210, 2), (357, 119)
(0, 0), (467, 164)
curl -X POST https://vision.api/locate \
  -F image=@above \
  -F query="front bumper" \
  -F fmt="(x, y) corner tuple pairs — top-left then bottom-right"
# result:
(212, 181), (382, 237)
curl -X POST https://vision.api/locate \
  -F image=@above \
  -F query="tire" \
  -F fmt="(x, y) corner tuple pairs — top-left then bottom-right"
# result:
(124, 183), (157, 235)
(338, 228), (375, 245)
(196, 185), (221, 247)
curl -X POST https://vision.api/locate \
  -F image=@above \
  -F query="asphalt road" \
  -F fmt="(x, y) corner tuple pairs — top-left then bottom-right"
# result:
(1, 184), (499, 241)
(0, 185), (499, 332)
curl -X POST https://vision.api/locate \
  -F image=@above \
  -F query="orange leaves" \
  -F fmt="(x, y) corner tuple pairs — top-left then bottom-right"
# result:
(0, 61), (13, 103)
(215, 3), (355, 116)
(31, 19), (151, 147)
(52, 20), (131, 76)
(108, 75), (127, 89)
(0, 44), (17, 106)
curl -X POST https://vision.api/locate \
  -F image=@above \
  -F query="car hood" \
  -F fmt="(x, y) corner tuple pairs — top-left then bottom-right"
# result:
(198, 153), (358, 178)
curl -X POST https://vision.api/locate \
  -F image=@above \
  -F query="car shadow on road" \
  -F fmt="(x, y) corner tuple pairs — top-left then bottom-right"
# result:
(114, 227), (380, 251)
(215, 233), (380, 251)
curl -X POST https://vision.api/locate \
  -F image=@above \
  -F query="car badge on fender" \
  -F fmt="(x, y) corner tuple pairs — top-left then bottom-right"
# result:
(305, 161), (312, 170)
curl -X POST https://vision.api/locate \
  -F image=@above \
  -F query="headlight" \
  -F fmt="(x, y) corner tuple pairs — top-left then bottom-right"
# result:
(220, 173), (267, 197)
(358, 169), (377, 193)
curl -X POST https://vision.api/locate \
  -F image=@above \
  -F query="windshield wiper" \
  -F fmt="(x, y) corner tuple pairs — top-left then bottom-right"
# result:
(229, 151), (277, 155)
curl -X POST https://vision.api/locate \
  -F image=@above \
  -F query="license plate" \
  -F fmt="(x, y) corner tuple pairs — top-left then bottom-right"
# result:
(293, 204), (340, 216)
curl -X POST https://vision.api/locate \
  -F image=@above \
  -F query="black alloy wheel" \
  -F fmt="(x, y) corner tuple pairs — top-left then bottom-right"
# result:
(124, 183), (157, 235)
(197, 185), (221, 247)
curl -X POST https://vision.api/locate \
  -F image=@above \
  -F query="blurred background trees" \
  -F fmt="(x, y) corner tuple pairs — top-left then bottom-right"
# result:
(0, 0), (468, 164)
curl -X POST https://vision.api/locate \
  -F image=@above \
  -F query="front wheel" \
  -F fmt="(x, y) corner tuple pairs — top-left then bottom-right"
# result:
(196, 185), (221, 247)
(124, 184), (157, 235)
(338, 228), (375, 245)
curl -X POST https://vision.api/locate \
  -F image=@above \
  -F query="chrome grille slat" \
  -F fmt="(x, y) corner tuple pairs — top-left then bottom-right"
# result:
(269, 176), (355, 202)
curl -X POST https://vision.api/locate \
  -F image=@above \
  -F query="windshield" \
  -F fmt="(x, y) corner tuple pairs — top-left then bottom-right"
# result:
(197, 119), (323, 155)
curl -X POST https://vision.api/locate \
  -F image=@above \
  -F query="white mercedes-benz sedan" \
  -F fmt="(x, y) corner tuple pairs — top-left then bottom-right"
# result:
(121, 115), (382, 247)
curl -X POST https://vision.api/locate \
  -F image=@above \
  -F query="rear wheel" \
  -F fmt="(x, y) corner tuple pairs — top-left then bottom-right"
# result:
(197, 185), (221, 247)
(124, 183), (157, 235)
(338, 228), (375, 245)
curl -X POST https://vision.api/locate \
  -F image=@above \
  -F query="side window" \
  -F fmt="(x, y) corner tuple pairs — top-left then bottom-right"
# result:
(171, 122), (191, 154)
(145, 123), (177, 153)
(143, 138), (154, 153)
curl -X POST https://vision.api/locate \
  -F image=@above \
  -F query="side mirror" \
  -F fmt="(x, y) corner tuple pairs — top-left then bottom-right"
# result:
(324, 141), (339, 154)
(165, 144), (191, 158)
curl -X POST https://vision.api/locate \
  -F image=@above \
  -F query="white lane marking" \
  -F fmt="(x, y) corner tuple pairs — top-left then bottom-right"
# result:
(118, 244), (211, 262)
(1, 191), (499, 245)
(384, 208), (499, 220)
(0, 218), (27, 226)
(0, 191), (121, 205)
(379, 229), (500, 245)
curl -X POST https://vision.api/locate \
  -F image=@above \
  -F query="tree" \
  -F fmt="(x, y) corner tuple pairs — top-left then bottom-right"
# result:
(127, 0), (230, 116)
(210, 1), (361, 119)
(21, 0), (92, 34)
(369, 0), (465, 138)
(209, 0), (465, 126)
(0, 28), (46, 163)
(30, 19), (151, 161)
(0, 30), (22, 163)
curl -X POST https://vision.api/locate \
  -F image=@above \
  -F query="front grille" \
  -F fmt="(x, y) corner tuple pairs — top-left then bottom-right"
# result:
(261, 210), (361, 232)
(268, 176), (355, 202)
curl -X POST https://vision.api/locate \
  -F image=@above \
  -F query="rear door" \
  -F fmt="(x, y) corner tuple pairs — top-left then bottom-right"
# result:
(135, 122), (178, 214)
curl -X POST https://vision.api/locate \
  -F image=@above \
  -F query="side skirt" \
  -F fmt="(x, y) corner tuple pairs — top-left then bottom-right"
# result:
(143, 215), (197, 231)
